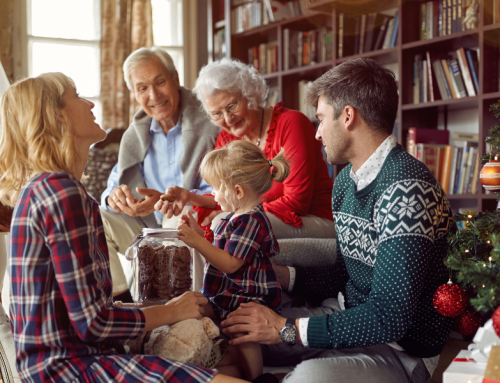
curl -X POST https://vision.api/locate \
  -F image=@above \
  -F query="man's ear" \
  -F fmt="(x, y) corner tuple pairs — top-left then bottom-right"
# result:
(234, 185), (245, 200)
(343, 105), (357, 131)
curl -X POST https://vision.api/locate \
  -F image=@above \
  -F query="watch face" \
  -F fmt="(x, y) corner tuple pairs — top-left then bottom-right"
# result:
(280, 324), (297, 344)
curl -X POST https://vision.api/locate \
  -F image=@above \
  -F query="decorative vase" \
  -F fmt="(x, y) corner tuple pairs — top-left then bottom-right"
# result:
(480, 156), (500, 192)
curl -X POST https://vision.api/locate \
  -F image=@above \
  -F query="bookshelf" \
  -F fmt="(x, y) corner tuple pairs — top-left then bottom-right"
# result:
(207, 0), (500, 212)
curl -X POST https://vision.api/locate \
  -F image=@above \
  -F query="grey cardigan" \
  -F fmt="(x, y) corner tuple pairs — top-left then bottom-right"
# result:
(116, 86), (221, 227)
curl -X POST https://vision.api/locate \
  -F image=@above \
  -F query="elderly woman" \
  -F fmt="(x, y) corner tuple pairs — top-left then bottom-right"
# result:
(156, 59), (334, 239)
(0, 73), (248, 383)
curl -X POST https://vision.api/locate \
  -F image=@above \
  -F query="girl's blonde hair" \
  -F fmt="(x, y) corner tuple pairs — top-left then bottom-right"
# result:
(0, 72), (78, 207)
(200, 140), (290, 199)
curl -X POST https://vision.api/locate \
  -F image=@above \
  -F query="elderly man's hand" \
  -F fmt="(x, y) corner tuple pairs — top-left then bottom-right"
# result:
(221, 302), (287, 346)
(154, 186), (189, 218)
(108, 185), (162, 217)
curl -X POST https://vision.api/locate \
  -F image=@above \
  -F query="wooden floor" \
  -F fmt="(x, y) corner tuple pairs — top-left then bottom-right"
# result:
(426, 339), (471, 383)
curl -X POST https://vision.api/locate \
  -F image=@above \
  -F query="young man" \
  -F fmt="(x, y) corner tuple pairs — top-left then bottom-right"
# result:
(221, 58), (455, 383)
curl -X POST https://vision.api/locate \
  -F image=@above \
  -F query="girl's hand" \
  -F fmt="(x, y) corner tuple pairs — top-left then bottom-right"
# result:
(201, 209), (223, 227)
(178, 210), (204, 236)
(164, 291), (208, 323)
(177, 223), (202, 248)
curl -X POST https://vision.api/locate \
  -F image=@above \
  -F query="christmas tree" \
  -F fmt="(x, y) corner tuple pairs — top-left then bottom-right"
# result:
(446, 100), (500, 315)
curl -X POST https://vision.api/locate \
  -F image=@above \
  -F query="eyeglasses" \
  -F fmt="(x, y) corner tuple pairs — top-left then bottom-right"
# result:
(209, 98), (243, 121)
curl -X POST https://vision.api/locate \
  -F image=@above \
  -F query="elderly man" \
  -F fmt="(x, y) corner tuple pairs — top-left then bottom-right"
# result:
(100, 47), (220, 300)
(221, 58), (455, 383)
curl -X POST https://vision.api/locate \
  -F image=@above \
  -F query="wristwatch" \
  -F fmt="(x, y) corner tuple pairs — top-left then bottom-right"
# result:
(279, 318), (298, 345)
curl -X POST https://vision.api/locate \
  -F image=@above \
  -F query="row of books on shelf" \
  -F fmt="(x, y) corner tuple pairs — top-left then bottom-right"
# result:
(213, 28), (227, 61)
(413, 47), (479, 103)
(283, 27), (333, 71)
(248, 43), (278, 74)
(231, 0), (310, 34)
(407, 127), (481, 195)
(338, 10), (399, 58)
(419, 0), (470, 40)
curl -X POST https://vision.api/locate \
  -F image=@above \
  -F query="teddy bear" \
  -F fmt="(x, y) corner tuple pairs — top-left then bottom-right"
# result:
(124, 316), (225, 368)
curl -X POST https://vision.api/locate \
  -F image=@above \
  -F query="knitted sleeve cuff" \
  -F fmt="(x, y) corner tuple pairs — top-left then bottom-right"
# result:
(306, 314), (333, 349)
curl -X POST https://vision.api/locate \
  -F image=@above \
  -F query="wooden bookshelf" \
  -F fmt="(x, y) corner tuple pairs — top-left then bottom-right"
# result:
(207, 0), (500, 212)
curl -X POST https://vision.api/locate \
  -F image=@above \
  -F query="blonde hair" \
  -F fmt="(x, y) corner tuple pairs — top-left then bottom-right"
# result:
(200, 140), (289, 201)
(0, 72), (78, 207)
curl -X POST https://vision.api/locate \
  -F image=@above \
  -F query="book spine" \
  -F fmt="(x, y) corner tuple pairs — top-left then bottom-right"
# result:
(359, 14), (367, 54)
(466, 147), (477, 194)
(432, 60), (448, 100)
(452, 0), (457, 33)
(442, 59), (458, 98)
(456, 47), (476, 96)
(439, 0), (444, 36)
(338, 13), (344, 58)
(450, 58), (468, 98)
(390, 10), (399, 47)
(364, 13), (375, 52)
(448, 147), (458, 195)
(426, 51), (435, 102)
(354, 17), (361, 54)
(407, 127), (417, 157)
(465, 49), (480, 95)
(453, 147), (463, 193)
(382, 18), (395, 49)
(421, 3), (427, 40)
(447, 0), (452, 35)
(441, 145), (453, 194)
(284, 29), (289, 71)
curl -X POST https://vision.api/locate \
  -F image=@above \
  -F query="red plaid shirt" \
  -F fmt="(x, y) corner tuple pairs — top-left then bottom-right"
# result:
(202, 204), (282, 319)
(10, 173), (216, 383)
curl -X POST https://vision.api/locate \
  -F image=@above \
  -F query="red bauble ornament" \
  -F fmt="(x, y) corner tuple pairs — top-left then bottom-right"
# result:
(453, 306), (482, 336)
(433, 280), (469, 317)
(480, 156), (500, 192)
(492, 306), (500, 337)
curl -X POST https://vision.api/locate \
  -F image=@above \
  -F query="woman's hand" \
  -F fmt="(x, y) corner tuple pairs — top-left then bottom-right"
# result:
(177, 223), (203, 248)
(178, 210), (204, 236)
(141, 291), (208, 331)
(154, 186), (189, 218)
(201, 209), (223, 227)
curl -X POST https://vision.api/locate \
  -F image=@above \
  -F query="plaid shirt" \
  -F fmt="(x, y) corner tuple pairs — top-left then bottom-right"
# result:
(202, 204), (282, 319)
(10, 173), (216, 383)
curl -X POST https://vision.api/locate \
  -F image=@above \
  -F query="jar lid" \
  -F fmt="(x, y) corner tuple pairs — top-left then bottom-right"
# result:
(142, 228), (178, 238)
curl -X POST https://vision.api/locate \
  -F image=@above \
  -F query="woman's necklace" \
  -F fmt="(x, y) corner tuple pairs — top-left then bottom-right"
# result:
(256, 107), (264, 147)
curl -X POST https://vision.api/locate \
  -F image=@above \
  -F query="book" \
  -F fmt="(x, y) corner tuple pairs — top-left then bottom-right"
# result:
(459, 141), (478, 193)
(417, 143), (439, 178)
(470, 148), (480, 194)
(448, 147), (459, 195)
(407, 127), (449, 157)
(456, 47), (476, 96)
(420, 3), (427, 40)
(373, 15), (392, 51)
(450, 58), (467, 98)
(453, 147), (464, 193)
(440, 145), (454, 194)
(465, 49), (479, 95)
(364, 13), (376, 53)
(465, 147), (478, 194)
(433, 59), (452, 100)
(390, 10), (399, 47)
(382, 18), (395, 49)
(267, 1), (293, 22)
(441, 58), (458, 98)
(353, 16), (361, 55)
(359, 14), (367, 54)
(422, 59), (428, 102)
(426, 51), (440, 102)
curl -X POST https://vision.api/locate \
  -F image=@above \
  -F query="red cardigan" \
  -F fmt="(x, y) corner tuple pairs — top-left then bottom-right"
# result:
(216, 102), (333, 227)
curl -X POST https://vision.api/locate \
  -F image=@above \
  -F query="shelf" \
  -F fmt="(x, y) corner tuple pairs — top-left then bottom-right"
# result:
(483, 23), (500, 32)
(483, 92), (500, 100)
(402, 28), (480, 50)
(262, 72), (279, 80)
(401, 96), (480, 111)
(336, 47), (398, 64)
(281, 61), (333, 77)
(232, 11), (324, 39)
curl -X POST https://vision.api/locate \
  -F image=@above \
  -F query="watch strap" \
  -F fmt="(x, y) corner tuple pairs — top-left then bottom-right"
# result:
(286, 317), (295, 327)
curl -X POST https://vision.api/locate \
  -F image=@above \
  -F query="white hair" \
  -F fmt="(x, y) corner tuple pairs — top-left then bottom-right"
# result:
(193, 58), (268, 112)
(123, 47), (177, 90)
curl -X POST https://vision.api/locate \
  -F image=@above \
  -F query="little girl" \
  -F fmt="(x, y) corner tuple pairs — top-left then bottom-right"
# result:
(177, 140), (289, 381)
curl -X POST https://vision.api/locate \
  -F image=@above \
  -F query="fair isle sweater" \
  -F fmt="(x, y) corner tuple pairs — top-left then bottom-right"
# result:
(296, 144), (455, 358)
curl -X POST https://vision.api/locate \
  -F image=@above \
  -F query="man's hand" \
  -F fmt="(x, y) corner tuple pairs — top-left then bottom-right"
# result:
(178, 210), (204, 237)
(221, 302), (286, 346)
(272, 263), (290, 291)
(108, 185), (162, 217)
(154, 186), (189, 218)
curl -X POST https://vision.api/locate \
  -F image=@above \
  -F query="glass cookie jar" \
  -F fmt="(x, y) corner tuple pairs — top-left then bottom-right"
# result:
(125, 228), (193, 304)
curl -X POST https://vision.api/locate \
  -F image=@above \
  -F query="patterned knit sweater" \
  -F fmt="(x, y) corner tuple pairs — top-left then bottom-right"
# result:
(298, 144), (455, 358)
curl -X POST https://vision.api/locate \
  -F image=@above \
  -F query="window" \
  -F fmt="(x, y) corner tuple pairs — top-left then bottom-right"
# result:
(152, 0), (184, 85)
(26, 0), (102, 124)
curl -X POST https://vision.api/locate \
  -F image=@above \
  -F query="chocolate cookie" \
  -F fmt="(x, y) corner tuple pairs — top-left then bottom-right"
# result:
(178, 246), (191, 263)
(137, 246), (156, 265)
(160, 194), (175, 202)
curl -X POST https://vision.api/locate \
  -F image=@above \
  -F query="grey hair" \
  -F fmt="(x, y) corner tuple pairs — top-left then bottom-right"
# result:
(123, 47), (177, 91)
(306, 58), (398, 136)
(193, 58), (268, 112)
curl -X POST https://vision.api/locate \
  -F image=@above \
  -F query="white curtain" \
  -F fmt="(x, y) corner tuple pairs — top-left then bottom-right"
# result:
(0, 62), (10, 97)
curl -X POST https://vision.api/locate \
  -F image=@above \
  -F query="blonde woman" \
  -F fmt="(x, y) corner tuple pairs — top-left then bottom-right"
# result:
(0, 73), (248, 383)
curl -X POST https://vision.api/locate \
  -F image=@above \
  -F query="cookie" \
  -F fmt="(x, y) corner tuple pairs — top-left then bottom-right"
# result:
(137, 198), (146, 203)
(173, 278), (192, 289)
(154, 247), (173, 271)
(137, 246), (156, 265)
(178, 246), (191, 263)
(160, 194), (175, 202)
